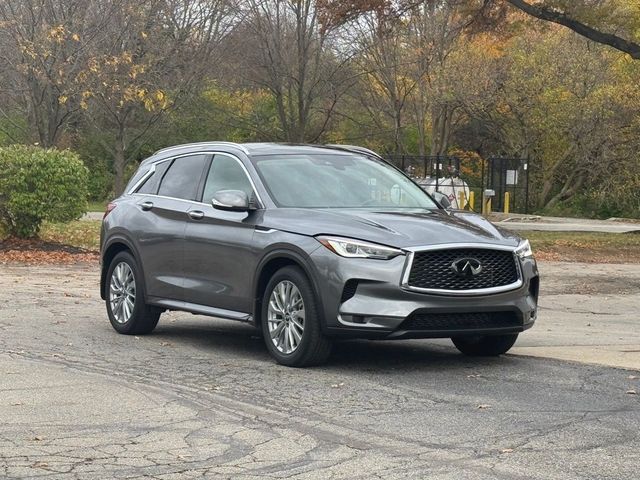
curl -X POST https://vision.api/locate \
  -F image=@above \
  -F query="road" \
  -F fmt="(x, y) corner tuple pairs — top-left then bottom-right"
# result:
(493, 214), (640, 233)
(1, 262), (639, 479)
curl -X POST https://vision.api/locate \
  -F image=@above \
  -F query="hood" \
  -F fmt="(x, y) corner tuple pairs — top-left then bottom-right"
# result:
(259, 208), (521, 249)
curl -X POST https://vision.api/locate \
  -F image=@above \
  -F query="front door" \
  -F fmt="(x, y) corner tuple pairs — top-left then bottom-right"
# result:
(183, 153), (259, 313)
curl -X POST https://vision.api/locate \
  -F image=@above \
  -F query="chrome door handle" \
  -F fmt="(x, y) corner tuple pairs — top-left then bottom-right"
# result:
(140, 201), (154, 211)
(188, 210), (205, 220)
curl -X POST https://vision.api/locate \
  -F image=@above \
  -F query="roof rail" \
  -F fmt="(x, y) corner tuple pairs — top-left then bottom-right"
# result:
(324, 144), (384, 160)
(153, 141), (249, 156)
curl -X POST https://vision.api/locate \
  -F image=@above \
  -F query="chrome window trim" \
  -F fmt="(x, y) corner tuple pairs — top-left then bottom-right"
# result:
(131, 192), (210, 207)
(400, 243), (523, 296)
(128, 151), (264, 208)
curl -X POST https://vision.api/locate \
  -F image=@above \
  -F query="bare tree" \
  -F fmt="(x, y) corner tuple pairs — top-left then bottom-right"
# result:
(348, 12), (417, 154)
(240, 0), (349, 142)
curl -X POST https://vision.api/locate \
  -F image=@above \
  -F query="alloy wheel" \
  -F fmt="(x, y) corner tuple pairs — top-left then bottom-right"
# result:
(267, 280), (305, 354)
(109, 262), (136, 324)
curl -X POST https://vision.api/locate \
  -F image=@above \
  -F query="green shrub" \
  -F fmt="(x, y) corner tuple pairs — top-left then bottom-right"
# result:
(0, 145), (89, 238)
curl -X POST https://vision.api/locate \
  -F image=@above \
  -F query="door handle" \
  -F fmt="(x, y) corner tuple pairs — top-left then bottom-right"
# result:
(140, 201), (154, 211)
(188, 210), (205, 220)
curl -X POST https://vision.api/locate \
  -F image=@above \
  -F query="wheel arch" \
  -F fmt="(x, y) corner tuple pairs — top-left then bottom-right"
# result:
(101, 235), (145, 300)
(253, 249), (325, 330)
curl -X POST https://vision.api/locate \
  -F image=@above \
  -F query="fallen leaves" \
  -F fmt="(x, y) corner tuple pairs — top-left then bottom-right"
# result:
(0, 237), (98, 265)
(477, 404), (491, 410)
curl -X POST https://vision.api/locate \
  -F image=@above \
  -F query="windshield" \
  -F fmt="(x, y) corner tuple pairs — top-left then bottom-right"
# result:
(252, 153), (438, 209)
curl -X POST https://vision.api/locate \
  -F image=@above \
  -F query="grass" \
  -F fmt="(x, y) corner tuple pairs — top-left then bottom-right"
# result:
(40, 220), (102, 251)
(0, 220), (101, 251)
(87, 200), (108, 212)
(524, 231), (640, 263)
(525, 231), (640, 249)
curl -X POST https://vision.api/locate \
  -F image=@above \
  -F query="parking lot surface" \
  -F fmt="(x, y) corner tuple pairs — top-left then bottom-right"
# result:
(1, 262), (639, 479)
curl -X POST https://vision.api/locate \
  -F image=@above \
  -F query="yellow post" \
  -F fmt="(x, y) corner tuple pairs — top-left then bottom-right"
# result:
(483, 197), (492, 215)
(469, 191), (475, 211)
(504, 192), (510, 214)
(458, 191), (466, 210)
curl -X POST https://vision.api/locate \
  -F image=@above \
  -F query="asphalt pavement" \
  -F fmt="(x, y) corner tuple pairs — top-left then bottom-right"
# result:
(1, 262), (639, 479)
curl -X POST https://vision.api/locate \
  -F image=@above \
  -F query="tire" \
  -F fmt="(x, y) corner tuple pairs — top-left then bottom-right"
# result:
(261, 266), (332, 367)
(105, 251), (160, 335)
(451, 334), (518, 357)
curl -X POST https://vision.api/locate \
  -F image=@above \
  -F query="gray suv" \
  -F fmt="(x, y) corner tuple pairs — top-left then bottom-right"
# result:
(101, 142), (539, 367)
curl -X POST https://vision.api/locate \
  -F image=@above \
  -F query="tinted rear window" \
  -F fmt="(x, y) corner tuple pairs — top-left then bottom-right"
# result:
(157, 155), (207, 200)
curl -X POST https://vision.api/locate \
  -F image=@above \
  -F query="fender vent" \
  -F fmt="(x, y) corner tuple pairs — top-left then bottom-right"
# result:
(340, 280), (359, 303)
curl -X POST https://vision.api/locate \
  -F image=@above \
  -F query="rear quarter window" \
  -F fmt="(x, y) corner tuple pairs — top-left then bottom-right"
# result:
(136, 160), (172, 195)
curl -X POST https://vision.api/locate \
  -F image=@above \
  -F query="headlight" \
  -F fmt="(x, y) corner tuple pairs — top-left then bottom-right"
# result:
(515, 239), (533, 258)
(316, 236), (404, 260)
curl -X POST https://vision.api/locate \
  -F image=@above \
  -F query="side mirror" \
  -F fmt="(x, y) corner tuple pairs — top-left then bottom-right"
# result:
(211, 190), (251, 212)
(432, 191), (452, 210)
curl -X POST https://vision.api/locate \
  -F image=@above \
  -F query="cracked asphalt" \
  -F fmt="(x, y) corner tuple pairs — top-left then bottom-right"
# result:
(1, 262), (639, 479)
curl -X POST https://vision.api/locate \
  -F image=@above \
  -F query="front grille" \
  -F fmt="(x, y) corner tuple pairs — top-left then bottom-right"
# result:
(407, 248), (519, 291)
(400, 311), (520, 331)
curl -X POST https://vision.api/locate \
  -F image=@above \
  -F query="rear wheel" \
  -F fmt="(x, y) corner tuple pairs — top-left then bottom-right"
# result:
(451, 334), (518, 356)
(261, 266), (332, 367)
(106, 251), (160, 335)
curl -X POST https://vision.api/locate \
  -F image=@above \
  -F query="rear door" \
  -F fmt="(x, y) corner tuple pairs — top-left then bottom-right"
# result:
(183, 153), (260, 313)
(134, 154), (209, 302)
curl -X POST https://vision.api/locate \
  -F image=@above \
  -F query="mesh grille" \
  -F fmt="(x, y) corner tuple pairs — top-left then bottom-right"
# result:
(400, 311), (520, 331)
(407, 248), (519, 291)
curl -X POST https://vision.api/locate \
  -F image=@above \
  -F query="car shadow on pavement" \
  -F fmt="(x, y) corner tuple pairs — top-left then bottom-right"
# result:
(150, 317), (525, 371)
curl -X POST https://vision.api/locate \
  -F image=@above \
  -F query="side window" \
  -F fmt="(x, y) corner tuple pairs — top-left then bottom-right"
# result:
(157, 154), (207, 200)
(137, 160), (171, 195)
(202, 154), (254, 202)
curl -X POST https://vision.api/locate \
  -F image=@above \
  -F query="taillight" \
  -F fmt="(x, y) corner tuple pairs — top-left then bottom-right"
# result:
(103, 202), (116, 219)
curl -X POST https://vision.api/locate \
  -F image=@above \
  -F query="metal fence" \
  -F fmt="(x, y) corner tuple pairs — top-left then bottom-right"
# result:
(384, 154), (531, 214)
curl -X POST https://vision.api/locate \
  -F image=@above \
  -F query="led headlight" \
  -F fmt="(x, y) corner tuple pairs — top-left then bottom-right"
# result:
(316, 236), (404, 260)
(515, 239), (533, 258)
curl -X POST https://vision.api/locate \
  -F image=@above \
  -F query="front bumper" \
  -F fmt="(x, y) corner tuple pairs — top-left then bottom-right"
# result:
(309, 246), (539, 340)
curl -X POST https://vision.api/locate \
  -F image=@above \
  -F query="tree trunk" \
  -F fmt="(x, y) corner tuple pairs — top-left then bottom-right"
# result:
(393, 106), (403, 155)
(430, 104), (452, 157)
(113, 126), (127, 195)
(544, 172), (585, 209)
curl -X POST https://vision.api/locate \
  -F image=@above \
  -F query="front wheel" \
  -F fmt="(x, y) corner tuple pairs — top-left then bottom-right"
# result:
(261, 266), (332, 367)
(106, 251), (160, 335)
(451, 334), (518, 356)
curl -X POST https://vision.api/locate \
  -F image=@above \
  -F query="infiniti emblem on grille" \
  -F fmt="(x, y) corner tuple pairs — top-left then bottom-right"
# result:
(451, 258), (483, 278)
